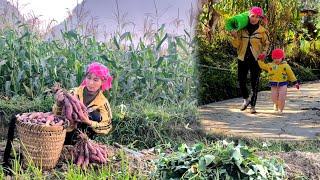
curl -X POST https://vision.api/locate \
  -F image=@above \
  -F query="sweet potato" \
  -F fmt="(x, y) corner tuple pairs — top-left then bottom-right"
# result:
(63, 98), (73, 121)
(99, 147), (107, 158)
(72, 112), (80, 122)
(28, 112), (39, 119)
(89, 154), (100, 163)
(87, 141), (97, 155)
(96, 148), (107, 163)
(82, 143), (90, 169)
(76, 145), (85, 166)
(46, 115), (55, 122)
(68, 96), (80, 114)
(66, 93), (85, 112)
(45, 119), (52, 126)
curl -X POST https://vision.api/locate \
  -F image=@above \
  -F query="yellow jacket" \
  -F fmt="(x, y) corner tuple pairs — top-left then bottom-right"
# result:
(232, 25), (270, 61)
(52, 86), (112, 134)
(258, 60), (297, 83)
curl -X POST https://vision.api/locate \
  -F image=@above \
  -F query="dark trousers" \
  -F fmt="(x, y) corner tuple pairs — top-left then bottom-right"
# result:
(237, 57), (261, 107)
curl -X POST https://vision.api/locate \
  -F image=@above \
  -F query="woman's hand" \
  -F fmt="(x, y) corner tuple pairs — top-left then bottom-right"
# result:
(81, 116), (93, 126)
(258, 54), (266, 60)
(230, 30), (237, 38)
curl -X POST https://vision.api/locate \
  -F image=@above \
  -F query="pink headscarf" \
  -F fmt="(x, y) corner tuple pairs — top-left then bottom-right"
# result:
(250, 6), (268, 24)
(81, 62), (113, 91)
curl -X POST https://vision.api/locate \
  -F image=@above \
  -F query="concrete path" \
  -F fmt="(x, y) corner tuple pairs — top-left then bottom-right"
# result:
(199, 80), (320, 140)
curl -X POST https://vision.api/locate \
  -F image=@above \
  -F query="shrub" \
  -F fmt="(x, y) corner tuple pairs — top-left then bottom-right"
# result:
(154, 141), (286, 179)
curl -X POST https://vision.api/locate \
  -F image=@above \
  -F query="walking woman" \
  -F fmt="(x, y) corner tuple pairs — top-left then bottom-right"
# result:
(228, 6), (270, 113)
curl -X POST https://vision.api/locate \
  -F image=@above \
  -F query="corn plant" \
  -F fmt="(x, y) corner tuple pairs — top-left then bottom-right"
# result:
(0, 22), (196, 107)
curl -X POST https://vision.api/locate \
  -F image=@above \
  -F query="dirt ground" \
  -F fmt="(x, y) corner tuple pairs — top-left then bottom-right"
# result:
(199, 80), (320, 140)
(258, 151), (320, 180)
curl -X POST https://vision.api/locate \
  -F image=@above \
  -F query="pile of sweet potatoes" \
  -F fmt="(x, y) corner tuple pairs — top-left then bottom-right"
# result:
(16, 112), (67, 126)
(72, 132), (108, 169)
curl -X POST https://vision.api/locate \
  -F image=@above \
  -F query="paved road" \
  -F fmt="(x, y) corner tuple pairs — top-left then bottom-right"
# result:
(199, 80), (320, 140)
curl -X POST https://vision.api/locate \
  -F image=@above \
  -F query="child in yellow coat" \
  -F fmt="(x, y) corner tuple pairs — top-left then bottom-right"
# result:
(258, 49), (300, 113)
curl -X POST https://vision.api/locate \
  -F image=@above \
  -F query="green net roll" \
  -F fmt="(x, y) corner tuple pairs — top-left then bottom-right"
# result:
(225, 11), (249, 31)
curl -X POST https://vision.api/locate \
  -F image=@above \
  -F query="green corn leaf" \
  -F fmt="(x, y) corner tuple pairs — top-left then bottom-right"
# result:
(100, 55), (118, 69)
(175, 37), (188, 54)
(0, 60), (7, 66)
(153, 56), (164, 68)
(65, 30), (78, 40)
(120, 32), (132, 42)
(23, 83), (33, 98)
(184, 29), (191, 38)
(156, 33), (168, 51)
(113, 37), (120, 50)
(5, 81), (11, 97)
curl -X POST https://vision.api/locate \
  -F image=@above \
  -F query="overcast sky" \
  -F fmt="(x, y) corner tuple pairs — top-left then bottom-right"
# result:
(7, 0), (199, 37)
(8, 0), (82, 23)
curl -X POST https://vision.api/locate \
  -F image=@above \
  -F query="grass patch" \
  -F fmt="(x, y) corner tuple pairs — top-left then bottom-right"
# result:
(2, 149), (145, 179)
(96, 100), (200, 149)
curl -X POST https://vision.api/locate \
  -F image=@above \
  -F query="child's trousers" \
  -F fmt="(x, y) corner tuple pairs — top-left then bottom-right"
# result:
(271, 85), (287, 111)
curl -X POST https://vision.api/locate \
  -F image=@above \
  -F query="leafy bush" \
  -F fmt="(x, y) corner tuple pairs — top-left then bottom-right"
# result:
(196, 38), (239, 105)
(291, 63), (318, 82)
(154, 141), (286, 180)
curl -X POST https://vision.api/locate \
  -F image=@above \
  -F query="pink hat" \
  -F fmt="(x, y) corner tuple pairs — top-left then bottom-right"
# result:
(250, 6), (268, 24)
(81, 62), (113, 91)
(271, 49), (285, 59)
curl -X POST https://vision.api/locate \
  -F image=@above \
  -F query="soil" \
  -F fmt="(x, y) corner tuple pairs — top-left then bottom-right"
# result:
(199, 80), (320, 140)
(257, 151), (320, 180)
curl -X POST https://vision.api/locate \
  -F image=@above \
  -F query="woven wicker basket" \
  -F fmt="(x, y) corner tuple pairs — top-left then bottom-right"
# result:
(16, 118), (67, 170)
